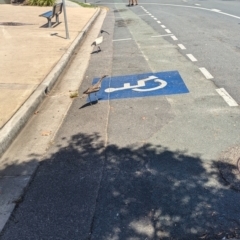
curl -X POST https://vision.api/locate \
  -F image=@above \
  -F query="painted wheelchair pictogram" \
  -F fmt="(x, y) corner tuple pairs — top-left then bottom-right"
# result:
(105, 75), (167, 93)
(88, 71), (189, 102)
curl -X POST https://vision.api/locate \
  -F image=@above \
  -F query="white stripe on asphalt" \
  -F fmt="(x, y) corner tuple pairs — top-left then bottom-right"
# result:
(216, 88), (238, 106)
(151, 34), (174, 37)
(199, 67), (214, 79)
(113, 38), (132, 42)
(218, 12), (240, 19)
(171, 36), (178, 41)
(165, 29), (171, 33)
(178, 44), (186, 50)
(157, 21), (161, 23)
(186, 54), (197, 62)
(211, 9), (221, 12)
(161, 25), (166, 28)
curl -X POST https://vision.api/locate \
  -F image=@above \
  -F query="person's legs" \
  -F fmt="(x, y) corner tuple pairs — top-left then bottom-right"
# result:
(128, 0), (133, 6)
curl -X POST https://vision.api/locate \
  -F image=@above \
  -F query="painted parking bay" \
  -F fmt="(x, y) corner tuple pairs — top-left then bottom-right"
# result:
(90, 71), (189, 101)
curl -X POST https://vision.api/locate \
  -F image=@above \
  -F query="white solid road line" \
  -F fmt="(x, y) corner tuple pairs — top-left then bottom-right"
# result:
(171, 36), (178, 41)
(178, 44), (186, 50)
(151, 34), (173, 37)
(199, 67), (214, 79)
(211, 9), (221, 12)
(186, 54), (197, 62)
(218, 12), (240, 19)
(216, 88), (238, 107)
(113, 38), (132, 42)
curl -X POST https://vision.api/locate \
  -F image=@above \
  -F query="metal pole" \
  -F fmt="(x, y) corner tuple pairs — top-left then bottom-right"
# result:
(62, 0), (69, 39)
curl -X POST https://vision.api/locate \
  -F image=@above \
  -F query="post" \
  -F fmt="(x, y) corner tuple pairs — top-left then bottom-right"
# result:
(62, 0), (69, 39)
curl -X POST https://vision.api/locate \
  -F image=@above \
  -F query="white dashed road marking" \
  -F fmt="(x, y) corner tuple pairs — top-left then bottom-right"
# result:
(216, 88), (238, 106)
(171, 36), (178, 41)
(199, 67), (214, 79)
(178, 44), (186, 50)
(138, 5), (238, 108)
(186, 54), (197, 62)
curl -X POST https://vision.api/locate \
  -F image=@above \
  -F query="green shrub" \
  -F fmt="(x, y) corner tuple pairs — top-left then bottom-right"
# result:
(27, 0), (55, 6)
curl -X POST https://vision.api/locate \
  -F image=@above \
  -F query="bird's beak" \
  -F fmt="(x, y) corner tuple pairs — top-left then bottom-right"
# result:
(101, 30), (110, 35)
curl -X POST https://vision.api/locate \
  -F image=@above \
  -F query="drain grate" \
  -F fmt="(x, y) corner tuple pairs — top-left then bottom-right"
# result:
(0, 22), (35, 26)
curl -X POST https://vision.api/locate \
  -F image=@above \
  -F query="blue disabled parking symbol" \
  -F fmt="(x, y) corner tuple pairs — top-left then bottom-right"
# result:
(90, 71), (189, 101)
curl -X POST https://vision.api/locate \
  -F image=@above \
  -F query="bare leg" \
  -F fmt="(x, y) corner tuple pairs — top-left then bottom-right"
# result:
(128, 0), (133, 6)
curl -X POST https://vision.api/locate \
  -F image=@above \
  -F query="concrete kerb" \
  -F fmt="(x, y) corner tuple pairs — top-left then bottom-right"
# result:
(0, 7), (101, 158)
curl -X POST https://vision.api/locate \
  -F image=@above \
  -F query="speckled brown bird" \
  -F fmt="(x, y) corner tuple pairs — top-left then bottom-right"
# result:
(83, 75), (108, 104)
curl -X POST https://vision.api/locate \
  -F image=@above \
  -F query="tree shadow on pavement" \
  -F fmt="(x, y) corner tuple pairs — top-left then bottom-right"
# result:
(0, 132), (240, 240)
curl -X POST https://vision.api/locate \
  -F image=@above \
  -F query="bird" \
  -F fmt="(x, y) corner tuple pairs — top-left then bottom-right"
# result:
(91, 30), (110, 53)
(83, 75), (108, 104)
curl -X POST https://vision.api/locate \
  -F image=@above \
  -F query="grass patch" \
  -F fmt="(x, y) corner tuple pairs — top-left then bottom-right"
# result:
(69, 0), (97, 8)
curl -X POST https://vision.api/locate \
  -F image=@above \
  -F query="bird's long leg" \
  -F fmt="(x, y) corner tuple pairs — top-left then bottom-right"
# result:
(88, 94), (92, 105)
(95, 92), (98, 102)
(98, 46), (101, 52)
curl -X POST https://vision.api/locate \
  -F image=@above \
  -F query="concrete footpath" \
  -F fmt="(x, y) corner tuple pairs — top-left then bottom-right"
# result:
(0, 2), (100, 157)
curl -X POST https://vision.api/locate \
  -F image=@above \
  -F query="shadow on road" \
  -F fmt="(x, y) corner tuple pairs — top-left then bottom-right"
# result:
(0, 132), (240, 240)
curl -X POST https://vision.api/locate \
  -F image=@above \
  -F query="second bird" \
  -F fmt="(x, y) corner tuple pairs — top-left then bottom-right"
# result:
(91, 30), (110, 53)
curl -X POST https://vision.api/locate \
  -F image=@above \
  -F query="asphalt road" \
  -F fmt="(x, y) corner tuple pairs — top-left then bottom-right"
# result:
(1, 0), (240, 239)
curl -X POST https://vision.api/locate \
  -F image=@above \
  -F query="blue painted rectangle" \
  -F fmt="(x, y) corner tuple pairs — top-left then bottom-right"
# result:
(88, 71), (189, 101)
